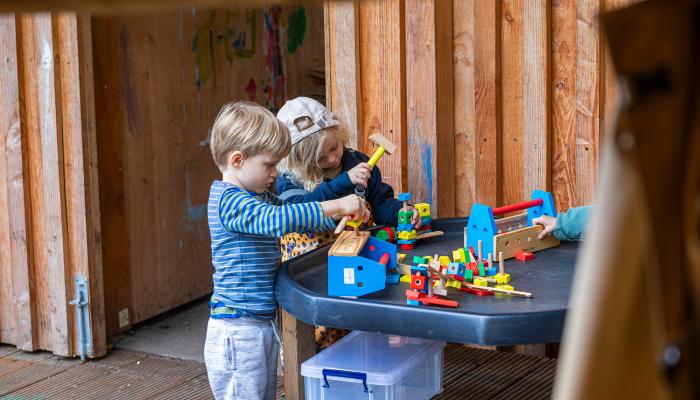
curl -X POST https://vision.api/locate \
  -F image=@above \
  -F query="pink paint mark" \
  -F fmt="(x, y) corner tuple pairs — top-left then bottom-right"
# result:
(245, 78), (257, 101)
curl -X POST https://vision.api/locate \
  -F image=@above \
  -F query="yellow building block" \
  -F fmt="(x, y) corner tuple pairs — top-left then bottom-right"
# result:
(446, 280), (462, 289)
(439, 256), (451, 266)
(495, 284), (514, 297)
(415, 203), (431, 217)
(495, 273), (511, 284)
(347, 220), (361, 229)
(400, 275), (412, 283)
(397, 230), (417, 240)
(398, 253), (407, 262)
(473, 277), (489, 287)
(452, 250), (463, 263)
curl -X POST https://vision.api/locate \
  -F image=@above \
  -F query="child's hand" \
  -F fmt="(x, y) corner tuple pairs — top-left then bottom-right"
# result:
(404, 206), (423, 229)
(337, 194), (367, 220)
(347, 163), (372, 187)
(533, 215), (557, 239)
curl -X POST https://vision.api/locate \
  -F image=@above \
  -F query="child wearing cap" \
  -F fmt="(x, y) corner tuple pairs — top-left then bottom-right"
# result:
(275, 96), (422, 261)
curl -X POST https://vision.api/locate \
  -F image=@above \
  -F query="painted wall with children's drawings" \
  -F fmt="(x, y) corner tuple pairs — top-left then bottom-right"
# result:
(326, 0), (636, 218)
(91, 1), (325, 337)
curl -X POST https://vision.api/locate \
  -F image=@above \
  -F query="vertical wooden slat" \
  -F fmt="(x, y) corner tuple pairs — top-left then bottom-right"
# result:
(0, 14), (34, 351)
(500, 0), (524, 206)
(75, 12), (106, 358)
(55, 12), (107, 357)
(359, 0), (406, 193)
(474, 1), (500, 207)
(599, 0), (632, 165)
(574, 0), (600, 206)
(552, 0), (577, 211)
(453, 0), (476, 216)
(92, 17), (132, 337)
(324, 0), (362, 149)
(406, 0), (455, 215)
(523, 0), (550, 196)
(17, 12), (71, 355)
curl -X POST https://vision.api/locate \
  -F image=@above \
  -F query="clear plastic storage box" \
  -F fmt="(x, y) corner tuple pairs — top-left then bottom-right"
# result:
(301, 331), (446, 400)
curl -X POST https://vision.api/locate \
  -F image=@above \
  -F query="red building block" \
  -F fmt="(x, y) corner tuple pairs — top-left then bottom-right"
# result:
(515, 251), (535, 261)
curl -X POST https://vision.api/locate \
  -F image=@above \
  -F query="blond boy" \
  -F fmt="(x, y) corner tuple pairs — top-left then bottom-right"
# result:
(204, 101), (367, 399)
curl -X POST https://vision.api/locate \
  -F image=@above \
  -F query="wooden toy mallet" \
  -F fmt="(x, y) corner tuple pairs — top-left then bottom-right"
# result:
(335, 133), (398, 234)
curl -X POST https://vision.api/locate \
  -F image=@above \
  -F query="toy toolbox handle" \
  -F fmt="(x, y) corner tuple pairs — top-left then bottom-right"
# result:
(322, 368), (371, 393)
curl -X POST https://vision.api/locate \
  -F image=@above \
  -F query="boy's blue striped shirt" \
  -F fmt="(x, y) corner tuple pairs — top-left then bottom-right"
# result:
(208, 180), (336, 319)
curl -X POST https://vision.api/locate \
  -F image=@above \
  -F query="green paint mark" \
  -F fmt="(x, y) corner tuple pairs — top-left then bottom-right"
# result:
(193, 11), (216, 89)
(287, 6), (306, 54)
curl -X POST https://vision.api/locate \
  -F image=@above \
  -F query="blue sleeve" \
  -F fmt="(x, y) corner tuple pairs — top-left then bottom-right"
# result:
(276, 173), (354, 203)
(553, 206), (593, 241)
(219, 189), (336, 236)
(366, 166), (403, 226)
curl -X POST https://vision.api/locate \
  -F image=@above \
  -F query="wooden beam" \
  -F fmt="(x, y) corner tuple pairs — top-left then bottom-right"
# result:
(574, 0), (600, 206)
(17, 12), (71, 356)
(552, 0), (578, 211)
(406, 0), (455, 216)
(90, 16), (132, 338)
(453, 0), (476, 216)
(75, 12), (107, 358)
(0, 14), (35, 351)
(501, 0), (524, 206)
(324, 0), (362, 149)
(282, 309), (316, 400)
(358, 0), (406, 193)
(523, 0), (550, 196)
(474, 0), (501, 207)
(55, 12), (107, 358)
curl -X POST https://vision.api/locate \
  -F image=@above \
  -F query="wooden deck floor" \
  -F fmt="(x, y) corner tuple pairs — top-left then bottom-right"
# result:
(0, 344), (556, 399)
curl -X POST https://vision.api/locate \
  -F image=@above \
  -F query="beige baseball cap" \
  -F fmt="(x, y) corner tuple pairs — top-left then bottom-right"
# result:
(276, 97), (340, 145)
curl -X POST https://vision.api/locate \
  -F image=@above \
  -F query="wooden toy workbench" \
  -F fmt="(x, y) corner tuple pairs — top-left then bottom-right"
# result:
(276, 217), (579, 399)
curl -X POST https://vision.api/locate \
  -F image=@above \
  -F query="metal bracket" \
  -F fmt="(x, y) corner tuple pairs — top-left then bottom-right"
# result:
(69, 276), (91, 360)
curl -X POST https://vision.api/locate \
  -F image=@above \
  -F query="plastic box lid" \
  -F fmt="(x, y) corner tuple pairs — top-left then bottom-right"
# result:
(301, 331), (446, 386)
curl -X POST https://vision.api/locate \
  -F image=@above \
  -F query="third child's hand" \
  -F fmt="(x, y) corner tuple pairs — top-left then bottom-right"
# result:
(533, 215), (557, 239)
(347, 163), (371, 187)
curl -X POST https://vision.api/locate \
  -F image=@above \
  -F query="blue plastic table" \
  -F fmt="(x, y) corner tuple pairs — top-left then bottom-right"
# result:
(276, 217), (578, 398)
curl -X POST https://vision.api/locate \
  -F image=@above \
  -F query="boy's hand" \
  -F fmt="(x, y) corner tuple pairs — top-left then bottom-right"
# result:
(533, 215), (557, 239)
(338, 194), (368, 221)
(404, 206), (423, 229)
(347, 163), (371, 187)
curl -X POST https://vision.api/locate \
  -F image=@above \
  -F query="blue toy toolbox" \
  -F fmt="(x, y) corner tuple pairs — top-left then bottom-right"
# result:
(301, 331), (445, 400)
(328, 231), (399, 297)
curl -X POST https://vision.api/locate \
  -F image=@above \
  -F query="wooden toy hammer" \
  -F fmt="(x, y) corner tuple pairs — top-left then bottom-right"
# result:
(335, 133), (397, 234)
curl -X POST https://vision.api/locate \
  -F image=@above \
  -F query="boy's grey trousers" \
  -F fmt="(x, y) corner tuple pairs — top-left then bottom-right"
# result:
(204, 317), (280, 400)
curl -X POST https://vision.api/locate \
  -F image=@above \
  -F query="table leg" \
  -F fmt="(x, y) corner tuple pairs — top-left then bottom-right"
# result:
(282, 309), (316, 400)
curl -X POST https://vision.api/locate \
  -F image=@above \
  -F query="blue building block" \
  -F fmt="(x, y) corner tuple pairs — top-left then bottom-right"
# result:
(398, 192), (411, 202)
(406, 299), (421, 306)
(486, 267), (498, 276)
(397, 224), (414, 231)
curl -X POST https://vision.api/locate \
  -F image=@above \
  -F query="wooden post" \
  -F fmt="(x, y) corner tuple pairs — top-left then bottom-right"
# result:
(406, 0), (455, 216)
(0, 13), (34, 351)
(282, 309), (316, 400)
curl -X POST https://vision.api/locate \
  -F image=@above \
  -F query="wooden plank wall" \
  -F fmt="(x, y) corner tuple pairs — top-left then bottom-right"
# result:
(92, 1), (325, 336)
(326, 0), (634, 217)
(0, 12), (106, 357)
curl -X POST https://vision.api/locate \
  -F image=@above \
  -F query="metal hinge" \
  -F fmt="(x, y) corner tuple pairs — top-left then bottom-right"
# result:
(69, 276), (92, 360)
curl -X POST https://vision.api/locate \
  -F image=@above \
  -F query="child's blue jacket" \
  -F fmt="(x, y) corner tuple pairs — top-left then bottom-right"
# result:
(276, 148), (404, 226)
